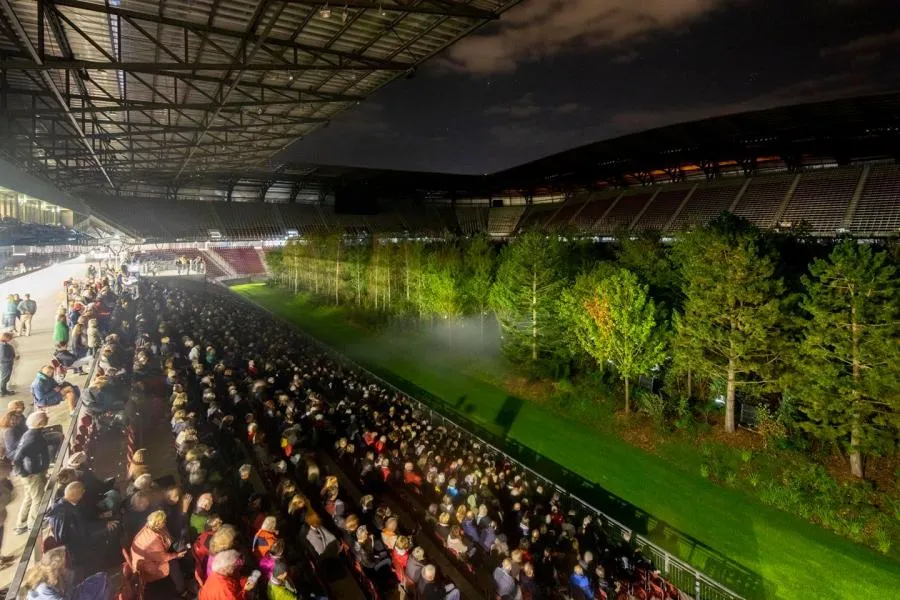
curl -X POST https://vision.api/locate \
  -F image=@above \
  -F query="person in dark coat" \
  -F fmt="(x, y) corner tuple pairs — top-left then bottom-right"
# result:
(0, 332), (16, 396)
(12, 411), (50, 534)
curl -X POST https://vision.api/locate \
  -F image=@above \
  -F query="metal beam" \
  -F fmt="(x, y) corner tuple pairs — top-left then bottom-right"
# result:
(3, 58), (398, 72)
(5, 101), (332, 115)
(0, 0), (113, 187)
(284, 0), (498, 20)
(52, 0), (415, 70)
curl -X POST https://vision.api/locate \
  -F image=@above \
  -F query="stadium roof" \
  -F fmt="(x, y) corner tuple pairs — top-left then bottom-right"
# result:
(493, 91), (900, 191)
(0, 0), (520, 192)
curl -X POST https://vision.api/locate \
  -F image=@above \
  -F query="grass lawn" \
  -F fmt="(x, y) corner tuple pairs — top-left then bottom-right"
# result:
(233, 283), (900, 600)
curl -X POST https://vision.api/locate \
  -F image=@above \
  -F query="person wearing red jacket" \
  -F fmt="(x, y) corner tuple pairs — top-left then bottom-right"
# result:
(199, 550), (256, 600)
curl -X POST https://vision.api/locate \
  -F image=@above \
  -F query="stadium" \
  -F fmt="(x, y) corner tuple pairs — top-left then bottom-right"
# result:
(0, 2), (899, 600)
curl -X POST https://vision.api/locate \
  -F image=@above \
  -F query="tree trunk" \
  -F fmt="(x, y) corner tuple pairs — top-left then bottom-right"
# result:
(480, 308), (485, 349)
(725, 356), (736, 433)
(531, 270), (538, 362)
(850, 298), (864, 478)
(624, 377), (631, 415)
(686, 366), (692, 399)
(334, 248), (341, 305)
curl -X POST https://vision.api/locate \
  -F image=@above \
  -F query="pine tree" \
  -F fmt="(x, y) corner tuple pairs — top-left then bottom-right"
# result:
(793, 241), (899, 478)
(675, 222), (784, 433)
(490, 233), (568, 367)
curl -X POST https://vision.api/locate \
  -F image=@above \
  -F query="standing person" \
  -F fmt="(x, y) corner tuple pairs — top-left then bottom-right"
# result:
(52, 314), (69, 347)
(0, 332), (16, 396)
(12, 411), (50, 535)
(2, 295), (17, 334)
(17, 293), (36, 337)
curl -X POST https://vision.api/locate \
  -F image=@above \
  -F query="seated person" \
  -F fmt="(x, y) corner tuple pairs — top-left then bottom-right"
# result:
(31, 366), (79, 411)
(46, 482), (119, 570)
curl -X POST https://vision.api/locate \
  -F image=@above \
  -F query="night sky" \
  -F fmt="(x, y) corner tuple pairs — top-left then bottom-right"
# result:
(282, 0), (900, 174)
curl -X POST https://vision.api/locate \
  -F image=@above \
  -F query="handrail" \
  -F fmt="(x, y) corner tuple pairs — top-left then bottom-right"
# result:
(5, 353), (101, 598)
(212, 282), (746, 600)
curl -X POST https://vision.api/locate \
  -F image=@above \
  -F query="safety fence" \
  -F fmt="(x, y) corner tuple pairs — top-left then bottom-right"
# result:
(211, 281), (746, 600)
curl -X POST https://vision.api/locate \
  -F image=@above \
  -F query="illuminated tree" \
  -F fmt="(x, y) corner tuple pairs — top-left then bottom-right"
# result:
(793, 241), (900, 478)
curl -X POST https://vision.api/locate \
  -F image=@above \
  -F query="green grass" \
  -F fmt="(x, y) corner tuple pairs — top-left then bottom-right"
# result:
(233, 283), (900, 600)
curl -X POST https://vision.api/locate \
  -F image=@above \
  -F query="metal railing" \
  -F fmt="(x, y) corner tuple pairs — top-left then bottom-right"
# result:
(212, 282), (746, 600)
(5, 354), (101, 599)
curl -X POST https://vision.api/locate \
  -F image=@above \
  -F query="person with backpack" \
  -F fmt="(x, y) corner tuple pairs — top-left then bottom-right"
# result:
(13, 410), (50, 534)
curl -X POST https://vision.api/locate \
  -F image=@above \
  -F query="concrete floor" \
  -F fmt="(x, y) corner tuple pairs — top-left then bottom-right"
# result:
(0, 258), (94, 589)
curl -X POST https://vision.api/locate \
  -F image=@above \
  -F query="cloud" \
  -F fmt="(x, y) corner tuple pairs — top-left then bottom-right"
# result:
(484, 92), (542, 118)
(819, 27), (900, 58)
(554, 102), (584, 114)
(443, 0), (728, 74)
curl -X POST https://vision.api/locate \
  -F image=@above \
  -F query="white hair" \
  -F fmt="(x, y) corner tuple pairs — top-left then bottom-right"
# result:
(422, 564), (436, 581)
(211, 549), (241, 575)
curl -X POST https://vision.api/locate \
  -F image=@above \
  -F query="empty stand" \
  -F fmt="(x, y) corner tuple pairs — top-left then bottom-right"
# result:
(781, 168), (860, 233)
(278, 203), (328, 234)
(596, 191), (653, 234)
(852, 164), (900, 234)
(733, 175), (795, 228)
(433, 206), (459, 233)
(633, 188), (691, 231)
(395, 204), (445, 234)
(213, 202), (285, 239)
(516, 204), (559, 232)
(487, 205), (526, 237)
(212, 247), (266, 275)
(569, 192), (620, 233)
(667, 183), (743, 231)
(455, 206), (489, 235)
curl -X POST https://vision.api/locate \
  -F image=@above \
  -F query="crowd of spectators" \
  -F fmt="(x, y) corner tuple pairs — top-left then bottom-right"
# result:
(110, 279), (682, 599)
(4, 270), (684, 600)
(0, 217), (83, 247)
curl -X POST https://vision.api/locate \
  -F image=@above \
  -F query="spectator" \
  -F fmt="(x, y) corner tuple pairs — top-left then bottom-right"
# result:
(47, 481), (119, 567)
(17, 293), (36, 337)
(305, 511), (337, 557)
(1, 409), (25, 461)
(418, 564), (460, 600)
(190, 492), (215, 539)
(253, 515), (279, 559)
(0, 332), (16, 396)
(12, 410), (50, 534)
(493, 558), (521, 600)
(31, 365), (78, 412)
(200, 549), (256, 600)
(20, 547), (69, 600)
(405, 546), (426, 585)
(130, 510), (188, 596)
(570, 564), (592, 599)
(52, 313), (68, 346)
(2, 295), (17, 334)
(266, 561), (298, 600)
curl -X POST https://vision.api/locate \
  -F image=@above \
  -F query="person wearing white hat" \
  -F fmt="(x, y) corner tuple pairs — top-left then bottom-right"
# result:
(12, 410), (50, 534)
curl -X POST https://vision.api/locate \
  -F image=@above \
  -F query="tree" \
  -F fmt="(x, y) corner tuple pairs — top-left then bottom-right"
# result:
(793, 241), (899, 478)
(421, 245), (464, 346)
(463, 235), (495, 345)
(490, 233), (569, 367)
(562, 268), (667, 414)
(675, 222), (784, 433)
(614, 232), (682, 313)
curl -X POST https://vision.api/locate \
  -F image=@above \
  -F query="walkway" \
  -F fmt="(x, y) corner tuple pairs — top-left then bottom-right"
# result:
(0, 258), (93, 590)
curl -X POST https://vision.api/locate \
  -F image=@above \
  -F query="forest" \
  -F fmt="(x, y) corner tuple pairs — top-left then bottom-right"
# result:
(263, 214), (900, 554)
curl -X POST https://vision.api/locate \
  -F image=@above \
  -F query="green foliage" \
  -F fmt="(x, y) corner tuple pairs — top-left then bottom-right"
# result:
(558, 267), (667, 413)
(756, 406), (787, 450)
(490, 233), (570, 369)
(674, 218), (785, 433)
(792, 241), (900, 478)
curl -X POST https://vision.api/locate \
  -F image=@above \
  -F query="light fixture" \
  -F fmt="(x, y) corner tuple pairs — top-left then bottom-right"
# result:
(319, 2), (331, 18)
(342, 2), (348, 22)
(379, 1), (386, 16)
